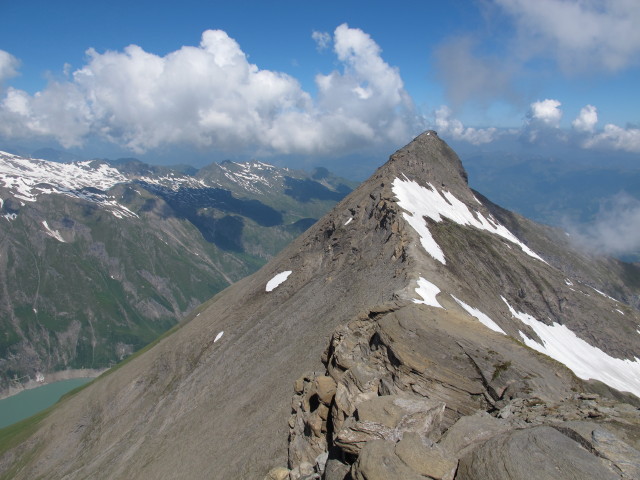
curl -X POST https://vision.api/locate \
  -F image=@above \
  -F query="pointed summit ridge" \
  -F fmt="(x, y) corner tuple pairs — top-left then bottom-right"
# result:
(1, 133), (639, 480)
(376, 130), (469, 197)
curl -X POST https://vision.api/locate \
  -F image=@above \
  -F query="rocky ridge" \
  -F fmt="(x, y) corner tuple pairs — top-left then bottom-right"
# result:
(1, 132), (639, 479)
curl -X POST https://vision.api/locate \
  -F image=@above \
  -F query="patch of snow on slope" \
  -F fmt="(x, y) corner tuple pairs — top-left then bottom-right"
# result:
(413, 277), (443, 308)
(344, 217), (353, 226)
(42, 221), (65, 242)
(219, 161), (281, 194)
(502, 296), (640, 397)
(266, 271), (292, 292)
(214, 331), (224, 342)
(452, 295), (505, 334)
(138, 174), (206, 191)
(591, 287), (618, 302)
(392, 177), (546, 265)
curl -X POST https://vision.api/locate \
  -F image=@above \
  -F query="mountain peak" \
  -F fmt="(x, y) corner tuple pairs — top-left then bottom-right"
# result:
(381, 130), (468, 191)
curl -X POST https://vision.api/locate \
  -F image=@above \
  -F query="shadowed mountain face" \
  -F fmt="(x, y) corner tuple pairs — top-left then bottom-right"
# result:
(1, 132), (639, 480)
(138, 183), (284, 251)
(284, 177), (352, 203)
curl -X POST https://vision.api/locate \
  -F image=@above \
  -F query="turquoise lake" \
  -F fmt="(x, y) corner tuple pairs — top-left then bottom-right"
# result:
(0, 378), (93, 429)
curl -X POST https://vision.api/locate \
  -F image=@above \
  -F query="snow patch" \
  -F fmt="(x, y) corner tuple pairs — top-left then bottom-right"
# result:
(565, 279), (574, 286)
(502, 296), (640, 397)
(344, 217), (353, 226)
(392, 177), (546, 265)
(616, 309), (625, 315)
(591, 287), (617, 302)
(42, 221), (65, 243)
(214, 331), (224, 343)
(413, 277), (443, 308)
(266, 271), (292, 292)
(452, 295), (505, 334)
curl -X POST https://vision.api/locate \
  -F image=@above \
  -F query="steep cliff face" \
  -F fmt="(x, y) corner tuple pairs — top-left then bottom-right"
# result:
(1, 132), (639, 480)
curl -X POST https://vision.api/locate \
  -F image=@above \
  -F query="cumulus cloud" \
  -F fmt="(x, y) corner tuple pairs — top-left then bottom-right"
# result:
(521, 98), (565, 143)
(567, 192), (640, 257)
(583, 123), (640, 153)
(517, 100), (640, 153)
(434, 106), (498, 145)
(572, 104), (598, 133)
(495, 0), (640, 72)
(0, 50), (20, 85)
(312, 31), (331, 51)
(0, 25), (422, 156)
(529, 99), (562, 127)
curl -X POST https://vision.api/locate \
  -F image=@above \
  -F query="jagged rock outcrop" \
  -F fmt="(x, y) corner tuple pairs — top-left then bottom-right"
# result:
(285, 302), (640, 479)
(1, 131), (640, 480)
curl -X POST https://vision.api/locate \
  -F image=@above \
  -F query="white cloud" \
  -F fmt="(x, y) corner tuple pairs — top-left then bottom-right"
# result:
(572, 104), (598, 132)
(312, 31), (331, 51)
(0, 50), (20, 85)
(0, 26), (421, 157)
(583, 123), (640, 153)
(567, 192), (640, 256)
(434, 106), (497, 145)
(528, 99), (562, 127)
(521, 98), (564, 143)
(495, 0), (640, 72)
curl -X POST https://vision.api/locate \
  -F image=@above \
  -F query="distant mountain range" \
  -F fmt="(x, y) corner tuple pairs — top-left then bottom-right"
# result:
(1, 132), (638, 479)
(463, 151), (640, 261)
(0, 151), (355, 394)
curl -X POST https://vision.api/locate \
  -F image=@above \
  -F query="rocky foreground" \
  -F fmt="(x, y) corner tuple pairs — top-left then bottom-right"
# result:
(275, 302), (640, 479)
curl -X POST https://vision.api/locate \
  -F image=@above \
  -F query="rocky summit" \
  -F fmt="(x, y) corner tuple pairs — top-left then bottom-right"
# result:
(1, 131), (640, 479)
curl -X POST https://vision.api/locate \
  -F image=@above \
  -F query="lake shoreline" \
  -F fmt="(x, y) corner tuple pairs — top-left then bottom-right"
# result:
(0, 368), (108, 400)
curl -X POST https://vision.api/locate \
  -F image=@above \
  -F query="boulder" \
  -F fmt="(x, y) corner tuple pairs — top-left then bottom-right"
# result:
(456, 425), (620, 480)
(264, 467), (290, 480)
(439, 413), (510, 457)
(335, 394), (445, 455)
(315, 376), (337, 405)
(395, 432), (457, 480)
(351, 440), (426, 480)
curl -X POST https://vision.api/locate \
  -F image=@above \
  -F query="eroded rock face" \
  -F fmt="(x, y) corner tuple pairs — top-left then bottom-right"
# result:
(284, 303), (640, 480)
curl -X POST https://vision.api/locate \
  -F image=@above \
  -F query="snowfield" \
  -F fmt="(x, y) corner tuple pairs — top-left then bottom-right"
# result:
(266, 271), (292, 292)
(502, 296), (640, 398)
(0, 151), (138, 218)
(392, 177), (546, 265)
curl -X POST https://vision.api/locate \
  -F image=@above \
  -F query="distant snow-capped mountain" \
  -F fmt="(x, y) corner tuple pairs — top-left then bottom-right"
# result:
(0, 151), (354, 395)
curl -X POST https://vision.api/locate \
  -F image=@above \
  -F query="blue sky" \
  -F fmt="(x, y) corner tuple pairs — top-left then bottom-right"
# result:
(0, 0), (639, 168)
